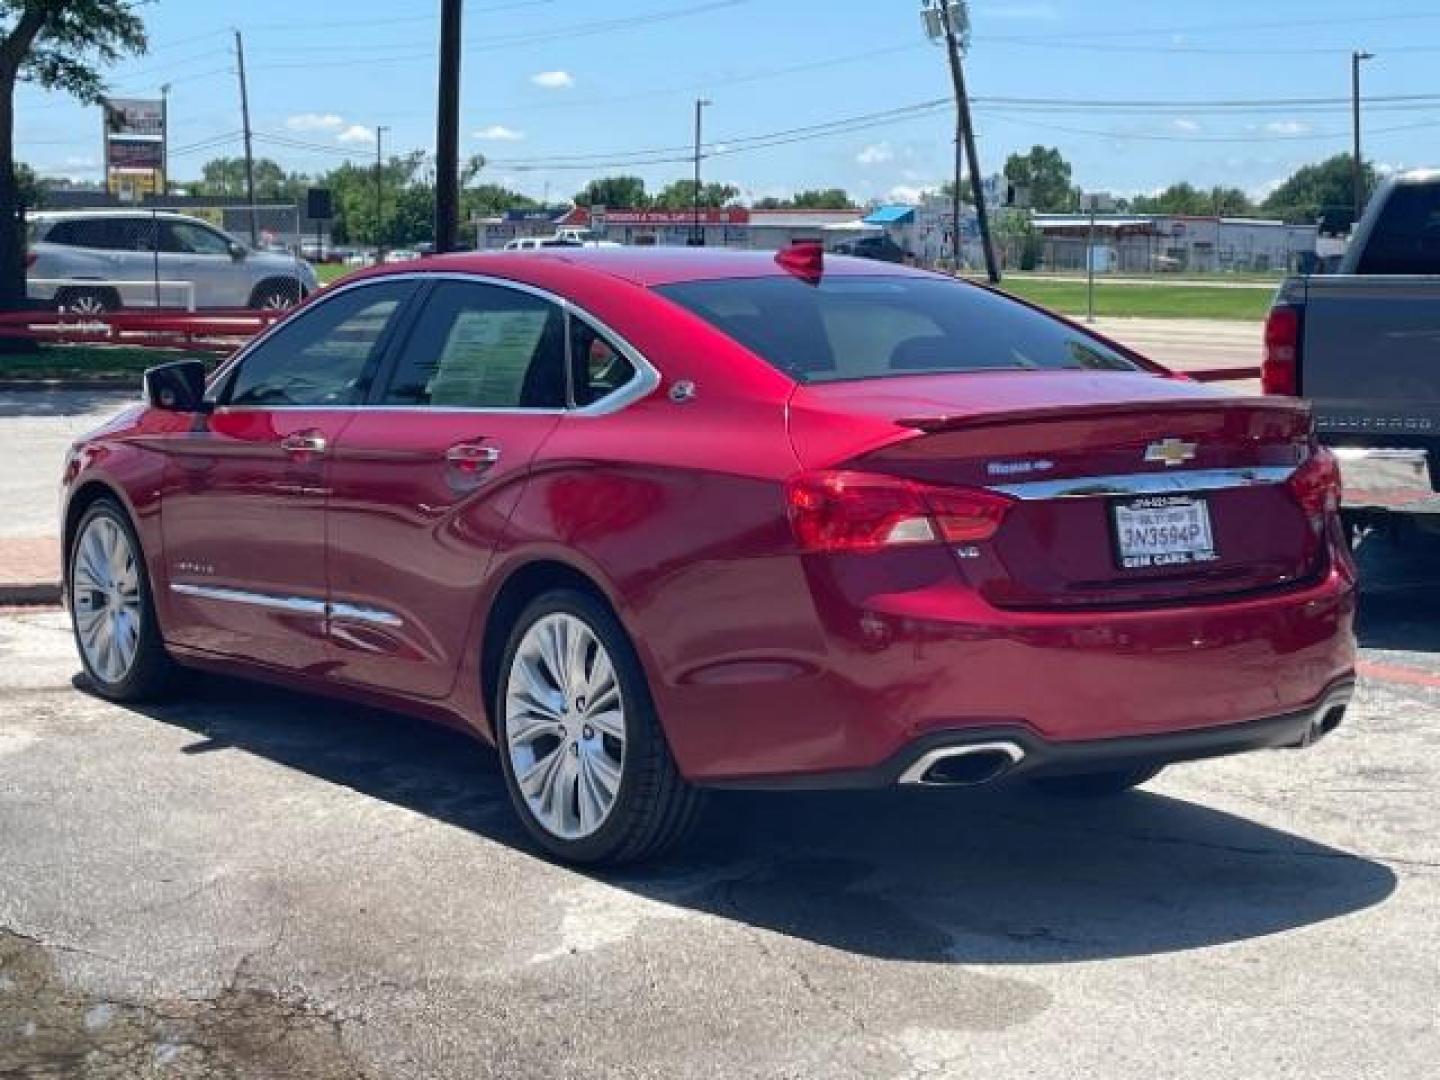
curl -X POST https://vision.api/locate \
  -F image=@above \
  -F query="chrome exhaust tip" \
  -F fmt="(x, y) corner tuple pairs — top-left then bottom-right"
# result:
(1298, 686), (1354, 748)
(898, 741), (1026, 787)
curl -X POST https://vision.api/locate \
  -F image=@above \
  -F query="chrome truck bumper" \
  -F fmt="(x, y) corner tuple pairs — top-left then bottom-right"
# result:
(1335, 447), (1440, 516)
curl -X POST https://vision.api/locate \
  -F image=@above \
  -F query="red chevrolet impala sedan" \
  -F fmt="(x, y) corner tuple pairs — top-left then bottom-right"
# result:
(61, 247), (1357, 864)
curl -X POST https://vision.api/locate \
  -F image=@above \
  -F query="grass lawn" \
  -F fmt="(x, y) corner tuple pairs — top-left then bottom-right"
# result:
(315, 263), (356, 286)
(0, 345), (212, 381)
(986, 278), (1273, 321)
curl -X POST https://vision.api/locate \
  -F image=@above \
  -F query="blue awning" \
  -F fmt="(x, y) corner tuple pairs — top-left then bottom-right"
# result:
(863, 205), (915, 225)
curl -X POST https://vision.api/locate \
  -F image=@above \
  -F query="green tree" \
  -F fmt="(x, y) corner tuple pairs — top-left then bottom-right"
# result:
(0, 1), (145, 307)
(193, 156), (306, 201)
(1130, 183), (1254, 217)
(1261, 154), (1377, 226)
(1003, 145), (1074, 212)
(790, 187), (851, 209)
(14, 159), (43, 207)
(573, 175), (648, 209)
(650, 179), (739, 210)
(460, 182), (537, 220)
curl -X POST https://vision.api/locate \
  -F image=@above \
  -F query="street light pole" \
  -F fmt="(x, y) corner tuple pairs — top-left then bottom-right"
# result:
(1351, 50), (1374, 226)
(692, 98), (711, 246)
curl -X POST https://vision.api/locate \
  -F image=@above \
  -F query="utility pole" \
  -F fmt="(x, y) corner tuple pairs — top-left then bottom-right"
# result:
(1351, 50), (1374, 226)
(434, 0), (462, 253)
(233, 30), (258, 245)
(951, 133), (963, 271)
(159, 83), (170, 197)
(374, 125), (389, 261)
(923, 0), (999, 283)
(692, 98), (711, 246)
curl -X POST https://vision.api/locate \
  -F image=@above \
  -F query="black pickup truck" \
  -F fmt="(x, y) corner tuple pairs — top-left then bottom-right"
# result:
(1265, 169), (1440, 532)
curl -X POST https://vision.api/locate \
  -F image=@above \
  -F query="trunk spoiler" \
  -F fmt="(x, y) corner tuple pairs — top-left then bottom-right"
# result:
(896, 395), (1312, 434)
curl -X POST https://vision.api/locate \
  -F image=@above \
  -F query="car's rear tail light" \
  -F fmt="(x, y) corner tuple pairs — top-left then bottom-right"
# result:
(1262, 305), (1301, 396)
(786, 471), (1013, 552)
(1287, 446), (1341, 517)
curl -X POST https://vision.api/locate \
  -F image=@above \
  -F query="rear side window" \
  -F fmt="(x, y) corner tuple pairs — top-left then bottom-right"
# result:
(656, 275), (1138, 384)
(570, 318), (636, 406)
(381, 281), (567, 409)
(1356, 182), (1440, 274)
(225, 281), (414, 407)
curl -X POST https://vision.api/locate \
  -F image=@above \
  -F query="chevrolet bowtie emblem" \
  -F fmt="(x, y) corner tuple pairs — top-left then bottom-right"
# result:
(1145, 438), (1198, 467)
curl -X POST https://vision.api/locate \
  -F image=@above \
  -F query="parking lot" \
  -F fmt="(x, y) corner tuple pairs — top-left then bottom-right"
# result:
(2, 513), (1438, 1077)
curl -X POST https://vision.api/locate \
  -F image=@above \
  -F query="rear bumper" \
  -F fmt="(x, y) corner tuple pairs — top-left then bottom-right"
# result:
(707, 680), (1355, 790)
(1335, 446), (1440, 515)
(661, 554), (1357, 786)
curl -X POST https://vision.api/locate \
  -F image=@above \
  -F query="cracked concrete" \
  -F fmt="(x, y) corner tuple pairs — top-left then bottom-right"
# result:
(0, 536), (1438, 1078)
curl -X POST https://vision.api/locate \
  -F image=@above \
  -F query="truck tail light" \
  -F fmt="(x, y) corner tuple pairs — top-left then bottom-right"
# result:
(786, 471), (1013, 552)
(1262, 305), (1301, 396)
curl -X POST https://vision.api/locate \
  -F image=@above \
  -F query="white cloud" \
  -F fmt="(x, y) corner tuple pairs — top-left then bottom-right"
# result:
(286, 112), (344, 133)
(531, 70), (575, 89)
(475, 124), (524, 141)
(856, 141), (894, 166)
(336, 124), (375, 145)
(1172, 118), (1201, 133)
(888, 183), (938, 204)
(1266, 120), (1310, 136)
(62, 155), (97, 168)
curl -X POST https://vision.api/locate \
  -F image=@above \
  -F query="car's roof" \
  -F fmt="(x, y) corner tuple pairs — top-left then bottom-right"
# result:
(356, 246), (933, 288)
(29, 209), (209, 223)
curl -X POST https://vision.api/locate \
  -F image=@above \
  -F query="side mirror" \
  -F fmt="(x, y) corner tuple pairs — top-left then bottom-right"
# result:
(144, 359), (210, 413)
(228, 241), (246, 261)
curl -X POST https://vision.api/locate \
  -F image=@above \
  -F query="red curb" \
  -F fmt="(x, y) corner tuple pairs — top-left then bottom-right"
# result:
(1358, 659), (1440, 692)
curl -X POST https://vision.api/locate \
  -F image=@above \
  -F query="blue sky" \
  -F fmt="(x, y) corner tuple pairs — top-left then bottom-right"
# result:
(15, 0), (1440, 205)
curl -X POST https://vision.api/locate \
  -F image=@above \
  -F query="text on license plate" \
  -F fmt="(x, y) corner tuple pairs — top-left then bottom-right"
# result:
(1112, 496), (1218, 569)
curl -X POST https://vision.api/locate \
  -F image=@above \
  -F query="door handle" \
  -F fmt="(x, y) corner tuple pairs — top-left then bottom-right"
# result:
(279, 431), (327, 456)
(445, 442), (501, 472)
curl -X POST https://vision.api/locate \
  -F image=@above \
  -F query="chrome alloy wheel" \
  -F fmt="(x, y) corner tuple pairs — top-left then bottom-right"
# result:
(504, 613), (626, 840)
(71, 514), (143, 684)
(64, 293), (109, 316)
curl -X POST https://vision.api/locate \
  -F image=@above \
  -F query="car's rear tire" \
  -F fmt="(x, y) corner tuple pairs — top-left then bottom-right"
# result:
(249, 278), (302, 310)
(1027, 765), (1164, 798)
(55, 286), (119, 315)
(67, 498), (177, 702)
(494, 588), (702, 865)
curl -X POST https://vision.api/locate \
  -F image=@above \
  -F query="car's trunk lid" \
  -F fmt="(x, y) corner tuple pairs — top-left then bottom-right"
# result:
(789, 371), (1320, 609)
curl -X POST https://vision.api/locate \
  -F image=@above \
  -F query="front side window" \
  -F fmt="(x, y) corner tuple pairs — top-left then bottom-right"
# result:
(657, 275), (1139, 384)
(160, 221), (233, 256)
(381, 281), (566, 409)
(224, 282), (414, 408)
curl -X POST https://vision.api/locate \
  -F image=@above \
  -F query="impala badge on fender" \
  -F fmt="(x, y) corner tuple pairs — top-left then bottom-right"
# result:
(1145, 438), (1198, 467)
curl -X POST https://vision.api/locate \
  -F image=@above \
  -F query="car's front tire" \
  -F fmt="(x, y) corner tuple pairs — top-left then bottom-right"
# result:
(495, 588), (702, 865)
(249, 278), (303, 310)
(1027, 764), (1164, 798)
(54, 286), (119, 315)
(68, 498), (177, 702)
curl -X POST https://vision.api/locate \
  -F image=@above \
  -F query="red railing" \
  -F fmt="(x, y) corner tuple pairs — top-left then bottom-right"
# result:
(0, 307), (286, 355)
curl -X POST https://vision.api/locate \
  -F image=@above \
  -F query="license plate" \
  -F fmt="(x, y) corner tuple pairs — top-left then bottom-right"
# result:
(1112, 496), (1218, 569)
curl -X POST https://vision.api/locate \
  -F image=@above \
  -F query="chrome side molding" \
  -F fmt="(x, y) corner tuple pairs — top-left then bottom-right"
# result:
(991, 465), (1297, 501)
(170, 583), (402, 629)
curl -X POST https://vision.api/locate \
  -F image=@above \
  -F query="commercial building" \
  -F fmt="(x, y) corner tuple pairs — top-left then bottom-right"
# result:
(1031, 213), (1318, 273)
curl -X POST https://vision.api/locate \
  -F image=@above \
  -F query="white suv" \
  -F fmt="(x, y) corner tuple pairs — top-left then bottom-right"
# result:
(27, 210), (319, 313)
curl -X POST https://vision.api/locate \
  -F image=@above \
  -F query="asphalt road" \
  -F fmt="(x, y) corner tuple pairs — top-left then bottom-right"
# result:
(2, 538), (1437, 1079)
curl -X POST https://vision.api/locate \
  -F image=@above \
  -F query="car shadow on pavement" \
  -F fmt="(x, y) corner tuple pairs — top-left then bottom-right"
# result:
(1355, 529), (1440, 652)
(100, 672), (1398, 967)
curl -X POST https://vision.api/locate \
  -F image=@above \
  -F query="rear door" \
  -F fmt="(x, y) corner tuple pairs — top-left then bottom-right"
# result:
(160, 279), (418, 669)
(324, 277), (576, 697)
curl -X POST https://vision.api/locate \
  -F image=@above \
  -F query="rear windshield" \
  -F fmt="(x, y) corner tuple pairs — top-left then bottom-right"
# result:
(1356, 181), (1440, 275)
(655, 275), (1139, 384)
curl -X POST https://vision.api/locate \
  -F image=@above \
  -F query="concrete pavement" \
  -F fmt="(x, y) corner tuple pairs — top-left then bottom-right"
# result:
(1, 537), (1438, 1078)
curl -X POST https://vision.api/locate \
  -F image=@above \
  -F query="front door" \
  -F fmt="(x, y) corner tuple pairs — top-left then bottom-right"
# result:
(155, 218), (238, 309)
(159, 279), (418, 671)
(325, 278), (576, 698)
